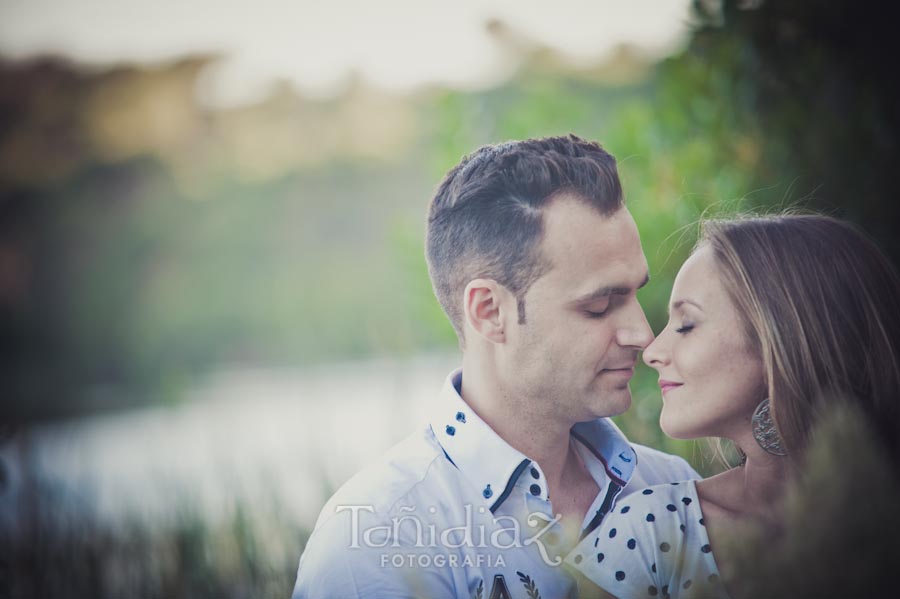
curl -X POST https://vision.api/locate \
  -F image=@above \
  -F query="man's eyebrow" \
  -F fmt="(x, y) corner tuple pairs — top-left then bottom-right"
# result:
(572, 272), (650, 304)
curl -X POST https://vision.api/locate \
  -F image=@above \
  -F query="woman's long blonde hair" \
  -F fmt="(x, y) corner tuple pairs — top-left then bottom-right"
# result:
(701, 214), (900, 464)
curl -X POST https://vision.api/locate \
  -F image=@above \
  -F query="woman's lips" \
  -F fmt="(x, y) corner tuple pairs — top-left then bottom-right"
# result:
(659, 380), (683, 395)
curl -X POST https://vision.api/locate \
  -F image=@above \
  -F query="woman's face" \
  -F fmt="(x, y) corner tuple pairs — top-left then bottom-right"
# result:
(642, 245), (765, 440)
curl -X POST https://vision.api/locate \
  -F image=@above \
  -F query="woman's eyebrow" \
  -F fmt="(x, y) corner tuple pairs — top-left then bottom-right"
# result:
(669, 298), (704, 315)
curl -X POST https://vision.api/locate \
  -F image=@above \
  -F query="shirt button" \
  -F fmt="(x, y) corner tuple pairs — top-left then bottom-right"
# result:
(530, 467), (540, 479)
(530, 484), (541, 496)
(445, 425), (456, 436)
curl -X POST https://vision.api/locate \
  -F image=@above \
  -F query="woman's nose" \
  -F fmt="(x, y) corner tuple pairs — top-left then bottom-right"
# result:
(642, 330), (668, 369)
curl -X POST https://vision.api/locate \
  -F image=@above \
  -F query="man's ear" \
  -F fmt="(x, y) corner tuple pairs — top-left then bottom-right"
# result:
(463, 279), (511, 344)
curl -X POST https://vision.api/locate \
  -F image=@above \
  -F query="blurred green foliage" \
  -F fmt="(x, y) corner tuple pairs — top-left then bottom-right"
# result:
(2, 0), (898, 464)
(2, 474), (306, 598)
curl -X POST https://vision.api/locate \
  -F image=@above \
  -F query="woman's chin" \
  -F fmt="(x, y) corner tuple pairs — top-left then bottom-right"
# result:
(659, 419), (702, 441)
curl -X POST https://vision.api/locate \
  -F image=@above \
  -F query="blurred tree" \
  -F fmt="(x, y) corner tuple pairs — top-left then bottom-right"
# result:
(666, 0), (900, 259)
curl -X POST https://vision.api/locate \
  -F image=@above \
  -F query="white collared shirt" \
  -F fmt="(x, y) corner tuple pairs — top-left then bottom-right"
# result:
(293, 370), (699, 599)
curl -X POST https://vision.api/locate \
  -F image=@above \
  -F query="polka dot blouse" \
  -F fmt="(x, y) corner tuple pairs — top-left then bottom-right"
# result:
(565, 480), (729, 598)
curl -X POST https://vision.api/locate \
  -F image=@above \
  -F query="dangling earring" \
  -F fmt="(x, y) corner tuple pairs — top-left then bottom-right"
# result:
(751, 398), (787, 456)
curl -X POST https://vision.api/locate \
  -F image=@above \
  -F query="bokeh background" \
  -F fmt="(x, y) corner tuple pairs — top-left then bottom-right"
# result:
(2, 0), (898, 596)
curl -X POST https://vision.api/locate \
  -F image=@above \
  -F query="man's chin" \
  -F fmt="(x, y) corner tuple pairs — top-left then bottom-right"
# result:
(587, 388), (632, 420)
(608, 397), (633, 418)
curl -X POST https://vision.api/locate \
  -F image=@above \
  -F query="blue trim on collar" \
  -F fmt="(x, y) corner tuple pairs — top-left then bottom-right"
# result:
(571, 429), (628, 486)
(489, 458), (532, 513)
(571, 420), (638, 486)
(579, 480), (623, 540)
(441, 445), (457, 468)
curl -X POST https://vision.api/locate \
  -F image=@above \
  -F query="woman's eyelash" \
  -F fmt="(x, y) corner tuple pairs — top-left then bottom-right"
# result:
(675, 324), (694, 334)
(585, 310), (608, 318)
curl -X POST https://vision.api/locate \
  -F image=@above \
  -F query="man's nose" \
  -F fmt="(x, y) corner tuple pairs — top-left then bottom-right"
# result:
(616, 298), (654, 350)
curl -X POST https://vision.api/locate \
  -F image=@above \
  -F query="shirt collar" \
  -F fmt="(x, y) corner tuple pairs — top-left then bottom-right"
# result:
(429, 369), (638, 513)
(571, 418), (637, 486)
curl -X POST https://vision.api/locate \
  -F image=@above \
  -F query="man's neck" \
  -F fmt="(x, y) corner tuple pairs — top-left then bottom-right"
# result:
(459, 355), (597, 516)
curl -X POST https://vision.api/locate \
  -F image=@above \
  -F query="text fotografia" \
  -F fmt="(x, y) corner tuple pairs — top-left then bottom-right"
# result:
(336, 504), (564, 566)
(381, 553), (507, 568)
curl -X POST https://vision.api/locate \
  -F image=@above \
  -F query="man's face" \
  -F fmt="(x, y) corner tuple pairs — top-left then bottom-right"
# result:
(498, 198), (653, 424)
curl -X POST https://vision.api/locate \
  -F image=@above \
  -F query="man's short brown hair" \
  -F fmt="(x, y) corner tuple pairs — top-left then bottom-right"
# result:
(425, 134), (624, 341)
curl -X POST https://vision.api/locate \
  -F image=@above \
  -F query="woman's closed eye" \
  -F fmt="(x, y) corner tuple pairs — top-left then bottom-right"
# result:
(675, 322), (695, 334)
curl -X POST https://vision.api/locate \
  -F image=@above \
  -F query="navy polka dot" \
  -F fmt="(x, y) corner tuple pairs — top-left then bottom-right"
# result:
(683, 580), (692, 590)
(445, 425), (456, 436)
(646, 513), (656, 522)
(666, 504), (676, 512)
(701, 544), (712, 553)
(609, 528), (617, 539)
(530, 484), (541, 496)
(699, 518), (705, 526)
(594, 538), (599, 547)
(651, 563), (656, 573)
(662, 585), (669, 597)
(574, 554), (583, 564)
(620, 505), (631, 514)
(680, 524), (686, 533)
(597, 553), (605, 563)
(627, 538), (636, 550)
(670, 482), (679, 485)
(682, 497), (692, 506)
(642, 489), (654, 495)
(649, 585), (658, 596)
(708, 573), (719, 583)
(660, 542), (671, 552)
(530, 467), (540, 479)
(483, 485), (493, 499)
(615, 571), (625, 581)
(455, 411), (466, 423)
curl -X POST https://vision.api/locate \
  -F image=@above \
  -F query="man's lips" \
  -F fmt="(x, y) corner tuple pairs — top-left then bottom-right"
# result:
(659, 379), (683, 394)
(601, 365), (636, 376)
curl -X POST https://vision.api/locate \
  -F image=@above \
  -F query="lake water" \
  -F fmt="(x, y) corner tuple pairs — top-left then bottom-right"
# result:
(0, 353), (460, 531)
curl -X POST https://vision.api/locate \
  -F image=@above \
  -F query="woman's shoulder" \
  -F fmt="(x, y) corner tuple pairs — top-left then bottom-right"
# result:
(617, 480), (701, 519)
(620, 480), (699, 505)
(566, 480), (728, 598)
(602, 481), (703, 547)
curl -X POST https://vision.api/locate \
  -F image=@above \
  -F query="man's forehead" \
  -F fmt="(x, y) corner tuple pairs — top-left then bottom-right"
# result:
(534, 201), (647, 292)
(540, 201), (637, 253)
(530, 247), (650, 303)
